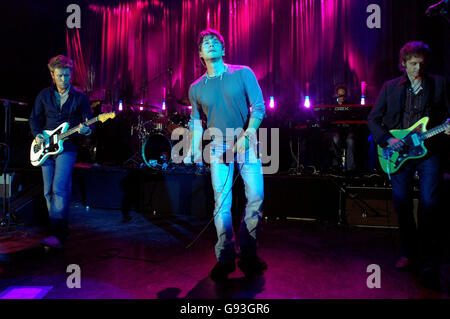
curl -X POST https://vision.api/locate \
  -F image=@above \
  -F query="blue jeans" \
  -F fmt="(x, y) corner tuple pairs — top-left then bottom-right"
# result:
(41, 151), (77, 240)
(391, 155), (441, 265)
(209, 141), (264, 262)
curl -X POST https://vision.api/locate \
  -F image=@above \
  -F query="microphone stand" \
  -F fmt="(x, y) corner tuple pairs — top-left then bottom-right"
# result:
(0, 98), (27, 231)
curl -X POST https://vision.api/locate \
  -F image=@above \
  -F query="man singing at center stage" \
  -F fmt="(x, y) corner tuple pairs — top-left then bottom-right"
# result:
(184, 29), (267, 281)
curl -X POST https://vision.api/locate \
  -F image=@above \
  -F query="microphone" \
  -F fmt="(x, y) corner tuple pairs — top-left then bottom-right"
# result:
(426, 0), (449, 17)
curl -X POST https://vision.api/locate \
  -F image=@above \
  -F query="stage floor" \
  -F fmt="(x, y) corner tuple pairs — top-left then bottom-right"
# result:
(0, 201), (447, 299)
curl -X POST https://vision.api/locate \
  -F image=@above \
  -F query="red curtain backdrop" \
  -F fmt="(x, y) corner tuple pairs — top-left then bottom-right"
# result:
(66, 0), (422, 112)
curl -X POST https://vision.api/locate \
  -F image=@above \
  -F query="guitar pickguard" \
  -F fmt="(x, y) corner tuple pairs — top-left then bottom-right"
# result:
(392, 126), (426, 168)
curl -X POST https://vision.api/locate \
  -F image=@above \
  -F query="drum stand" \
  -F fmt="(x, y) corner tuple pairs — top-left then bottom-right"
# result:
(123, 115), (148, 168)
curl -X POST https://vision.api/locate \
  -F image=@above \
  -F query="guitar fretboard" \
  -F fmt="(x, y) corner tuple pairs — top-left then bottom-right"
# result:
(58, 116), (99, 140)
(422, 121), (449, 140)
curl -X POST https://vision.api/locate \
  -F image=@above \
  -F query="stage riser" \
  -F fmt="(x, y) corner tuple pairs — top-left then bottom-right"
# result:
(72, 168), (341, 221)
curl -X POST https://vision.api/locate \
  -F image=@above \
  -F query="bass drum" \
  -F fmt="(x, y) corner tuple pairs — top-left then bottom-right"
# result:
(141, 133), (173, 168)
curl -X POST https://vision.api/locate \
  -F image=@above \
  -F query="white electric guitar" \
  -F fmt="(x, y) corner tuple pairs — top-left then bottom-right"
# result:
(30, 112), (116, 166)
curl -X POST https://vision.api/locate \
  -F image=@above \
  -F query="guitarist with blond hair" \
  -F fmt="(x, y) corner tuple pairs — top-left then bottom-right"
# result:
(368, 42), (450, 289)
(29, 55), (92, 249)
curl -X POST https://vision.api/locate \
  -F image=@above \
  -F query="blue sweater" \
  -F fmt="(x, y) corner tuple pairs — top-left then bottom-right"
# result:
(188, 64), (266, 142)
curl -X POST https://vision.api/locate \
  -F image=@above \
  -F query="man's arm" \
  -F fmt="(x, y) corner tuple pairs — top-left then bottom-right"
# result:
(77, 94), (93, 135)
(185, 86), (203, 163)
(444, 77), (450, 135)
(235, 67), (265, 153)
(367, 83), (395, 147)
(29, 92), (46, 142)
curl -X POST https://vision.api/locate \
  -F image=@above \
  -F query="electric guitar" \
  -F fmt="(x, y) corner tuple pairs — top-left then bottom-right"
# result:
(30, 112), (116, 166)
(377, 117), (449, 175)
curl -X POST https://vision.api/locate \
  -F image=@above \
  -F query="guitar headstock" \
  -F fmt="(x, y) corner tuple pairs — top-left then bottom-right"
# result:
(99, 112), (116, 123)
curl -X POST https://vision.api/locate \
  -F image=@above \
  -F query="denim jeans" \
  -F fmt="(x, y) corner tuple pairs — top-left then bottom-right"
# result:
(391, 155), (441, 266)
(209, 140), (264, 262)
(41, 151), (77, 240)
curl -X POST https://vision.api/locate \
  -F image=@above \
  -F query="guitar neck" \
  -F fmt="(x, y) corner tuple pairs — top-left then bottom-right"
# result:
(422, 122), (449, 140)
(58, 117), (98, 140)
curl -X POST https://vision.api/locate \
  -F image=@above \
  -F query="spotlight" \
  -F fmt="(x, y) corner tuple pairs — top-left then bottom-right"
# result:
(361, 81), (366, 105)
(269, 96), (275, 109)
(118, 100), (123, 111)
(162, 99), (166, 111)
(304, 96), (311, 108)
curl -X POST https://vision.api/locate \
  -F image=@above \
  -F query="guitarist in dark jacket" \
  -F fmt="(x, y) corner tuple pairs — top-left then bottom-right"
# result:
(29, 55), (92, 249)
(368, 42), (450, 288)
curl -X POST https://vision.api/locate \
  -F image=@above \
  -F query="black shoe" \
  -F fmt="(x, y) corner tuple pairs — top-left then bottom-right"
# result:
(40, 236), (63, 249)
(210, 261), (236, 281)
(238, 257), (268, 277)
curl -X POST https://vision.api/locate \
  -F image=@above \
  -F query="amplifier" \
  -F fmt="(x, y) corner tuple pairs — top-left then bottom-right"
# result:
(343, 186), (418, 228)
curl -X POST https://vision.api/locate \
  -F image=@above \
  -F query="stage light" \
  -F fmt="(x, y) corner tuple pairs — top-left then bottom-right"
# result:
(304, 96), (311, 108)
(188, 106), (192, 110)
(361, 81), (366, 105)
(162, 99), (166, 110)
(118, 100), (123, 111)
(269, 96), (275, 109)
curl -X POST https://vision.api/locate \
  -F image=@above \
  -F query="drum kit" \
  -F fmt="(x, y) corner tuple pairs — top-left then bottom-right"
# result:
(124, 104), (190, 169)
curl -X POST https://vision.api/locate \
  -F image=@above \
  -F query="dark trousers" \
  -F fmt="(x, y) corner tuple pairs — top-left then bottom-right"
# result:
(391, 155), (442, 267)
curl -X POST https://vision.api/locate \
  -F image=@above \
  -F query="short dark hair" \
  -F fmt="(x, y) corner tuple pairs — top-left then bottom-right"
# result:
(197, 28), (225, 52)
(398, 41), (431, 71)
(334, 84), (348, 97)
(48, 55), (73, 73)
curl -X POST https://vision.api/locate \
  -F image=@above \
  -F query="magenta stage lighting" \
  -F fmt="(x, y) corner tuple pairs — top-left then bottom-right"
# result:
(0, 286), (53, 299)
(118, 100), (123, 111)
(304, 96), (311, 108)
(269, 96), (275, 109)
(162, 99), (166, 110)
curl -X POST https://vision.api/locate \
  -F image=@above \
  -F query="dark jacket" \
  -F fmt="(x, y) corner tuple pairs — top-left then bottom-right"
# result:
(29, 85), (93, 151)
(367, 74), (450, 147)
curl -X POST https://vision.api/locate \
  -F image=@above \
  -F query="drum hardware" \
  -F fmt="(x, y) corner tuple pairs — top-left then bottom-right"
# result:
(124, 114), (153, 167)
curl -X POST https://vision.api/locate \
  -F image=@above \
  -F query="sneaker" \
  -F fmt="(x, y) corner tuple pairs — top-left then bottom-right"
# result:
(210, 261), (236, 281)
(238, 257), (268, 277)
(40, 236), (63, 249)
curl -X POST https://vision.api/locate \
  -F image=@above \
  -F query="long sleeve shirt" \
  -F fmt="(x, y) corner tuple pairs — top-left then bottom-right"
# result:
(188, 64), (265, 142)
(29, 85), (93, 151)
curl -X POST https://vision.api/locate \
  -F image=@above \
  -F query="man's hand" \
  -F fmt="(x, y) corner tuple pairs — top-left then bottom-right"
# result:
(444, 125), (450, 136)
(233, 135), (250, 154)
(387, 137), (404, 151)
(233, 129), (257, 154)
(78, 124), (91, 136)
(35, 133), (46, 145)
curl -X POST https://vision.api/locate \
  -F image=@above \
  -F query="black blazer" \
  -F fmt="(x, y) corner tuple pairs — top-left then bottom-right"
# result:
(367, 74), (450, 147)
